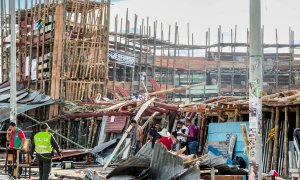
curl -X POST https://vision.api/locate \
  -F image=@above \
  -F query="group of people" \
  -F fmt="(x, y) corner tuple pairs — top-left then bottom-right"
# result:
(130, 117), (200, 155)
(6, 122), (61, 180)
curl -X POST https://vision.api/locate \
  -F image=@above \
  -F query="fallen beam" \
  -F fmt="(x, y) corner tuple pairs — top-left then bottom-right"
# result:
(103, 98), (155, 170)
(116, 83), (206, 101)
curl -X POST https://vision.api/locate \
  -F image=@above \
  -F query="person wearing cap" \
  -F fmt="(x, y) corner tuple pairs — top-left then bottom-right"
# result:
(32, 123), (62, 180)
(157, 129), (177, 151)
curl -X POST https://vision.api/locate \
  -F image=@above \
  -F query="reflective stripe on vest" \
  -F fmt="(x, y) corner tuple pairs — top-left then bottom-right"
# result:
(34, 132), (52, 154)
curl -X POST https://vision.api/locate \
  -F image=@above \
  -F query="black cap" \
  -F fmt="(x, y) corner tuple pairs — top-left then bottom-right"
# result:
(40, 123), (50, 130)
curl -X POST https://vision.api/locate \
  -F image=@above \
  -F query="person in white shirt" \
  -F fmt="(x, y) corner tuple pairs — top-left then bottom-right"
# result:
(176, 121), (188, 151)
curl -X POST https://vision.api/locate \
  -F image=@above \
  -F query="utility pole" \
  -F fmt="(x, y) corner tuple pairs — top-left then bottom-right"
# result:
(249, 0), (262, 179)
(10, 0), (17, 124)
(0, 0), (2, 83)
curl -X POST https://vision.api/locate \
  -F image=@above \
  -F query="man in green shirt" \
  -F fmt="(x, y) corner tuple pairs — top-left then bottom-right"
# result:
(32, 123), (62, 180)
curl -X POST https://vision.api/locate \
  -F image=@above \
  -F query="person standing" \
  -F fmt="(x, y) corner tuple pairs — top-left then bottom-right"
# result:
(6, 121), (26, 176)
(130, 120), (143, 155)
(178, 119), (199, 155)
(6, 122), (26, 150)
(176, 121), (188, 149)
(32, 123), (62, 180)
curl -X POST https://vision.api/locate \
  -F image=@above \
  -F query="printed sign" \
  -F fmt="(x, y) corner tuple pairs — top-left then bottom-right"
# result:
(109, 50), (135, 67)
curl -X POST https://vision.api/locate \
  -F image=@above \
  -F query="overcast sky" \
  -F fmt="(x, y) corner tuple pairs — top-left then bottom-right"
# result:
(110, 0), (300, 49)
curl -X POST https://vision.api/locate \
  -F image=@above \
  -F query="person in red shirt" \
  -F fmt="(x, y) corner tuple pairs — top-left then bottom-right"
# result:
(157, 129), (178, 151)
(6, 122), (25, 149)
(6, 121), (26, 176)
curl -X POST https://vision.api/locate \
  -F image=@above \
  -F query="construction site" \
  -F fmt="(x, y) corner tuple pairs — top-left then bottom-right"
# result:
(0, 0), (300, 179)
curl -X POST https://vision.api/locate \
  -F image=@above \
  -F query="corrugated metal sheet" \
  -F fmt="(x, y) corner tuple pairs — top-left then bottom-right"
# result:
(149, 143), (184, 179)
(0, 86), (54, 122)
(105, 116), (127, 133)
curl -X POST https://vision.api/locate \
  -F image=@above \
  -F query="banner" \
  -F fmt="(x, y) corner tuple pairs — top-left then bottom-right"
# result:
(109, 50), (135, 67)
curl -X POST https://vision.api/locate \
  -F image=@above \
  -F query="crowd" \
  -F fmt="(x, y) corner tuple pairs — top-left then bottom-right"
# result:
(130, 115), (200, 155)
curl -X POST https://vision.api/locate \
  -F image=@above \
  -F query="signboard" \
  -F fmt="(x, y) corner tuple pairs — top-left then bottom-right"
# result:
(109, 50), (135, 67)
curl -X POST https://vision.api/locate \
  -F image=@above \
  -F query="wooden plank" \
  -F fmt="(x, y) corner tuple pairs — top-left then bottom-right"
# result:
(267, 107), (275, 172)
(49, 3), (64, 117)
(240, 124), (249, 157)
(103, 97), (155, 170)
(273, 107), (280, 171)
(227, 134), (237, 159)
(203, 175), (245, 180)
(284, 107), (289, 177)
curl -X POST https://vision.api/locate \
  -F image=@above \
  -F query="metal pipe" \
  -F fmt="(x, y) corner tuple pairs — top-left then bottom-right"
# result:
(21, 113), (86, 150)
(9, 0), (17, 124)
(249, 0), (263, 179)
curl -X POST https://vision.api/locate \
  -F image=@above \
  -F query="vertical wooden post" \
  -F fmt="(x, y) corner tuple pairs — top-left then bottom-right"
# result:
(284, 107), (289, 177)
(172, 23), (178, 100)
(87, 118), (94, 148)
(273, 107), (280, 171)
(50, 3), (64, 118)
(267, 107), (275, 172)
(159, 23), (164, 88)
(217, 26), (221, 96)
(78, 119), (83, 145)
(67, 119), (71, 148)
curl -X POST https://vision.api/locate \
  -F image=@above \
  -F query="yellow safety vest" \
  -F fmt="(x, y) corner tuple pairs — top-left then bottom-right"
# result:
(34, 132), (52, 154)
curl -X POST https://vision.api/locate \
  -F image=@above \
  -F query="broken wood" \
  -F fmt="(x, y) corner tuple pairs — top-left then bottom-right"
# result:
(240, 124), (249, 157)
(103, 98), (155, 170)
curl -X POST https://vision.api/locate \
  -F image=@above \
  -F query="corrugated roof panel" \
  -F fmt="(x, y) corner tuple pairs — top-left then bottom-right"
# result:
(0, 86), (54, 122)
(105, 116), (127, 133)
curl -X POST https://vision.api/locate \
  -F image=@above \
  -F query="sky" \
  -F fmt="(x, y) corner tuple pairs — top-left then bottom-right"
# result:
(110, 0), (300, 51)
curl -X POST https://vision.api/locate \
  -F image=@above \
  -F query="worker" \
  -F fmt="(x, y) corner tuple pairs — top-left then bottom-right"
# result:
(157, 129), (177, 151)
(130, 119), (143, 155)
(178, 118), (199, 155)
(6, 121), (26, 176)
(32, 123), (62, 180)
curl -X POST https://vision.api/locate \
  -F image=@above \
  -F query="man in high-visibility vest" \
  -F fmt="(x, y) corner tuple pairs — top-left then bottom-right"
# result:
(32, 123), (61, 180)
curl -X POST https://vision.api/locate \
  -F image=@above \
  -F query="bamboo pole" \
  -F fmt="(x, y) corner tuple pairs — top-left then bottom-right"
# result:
(283, 107), (289, 177)
(273, 107), (280, 171)
(267, 107), (275, 172)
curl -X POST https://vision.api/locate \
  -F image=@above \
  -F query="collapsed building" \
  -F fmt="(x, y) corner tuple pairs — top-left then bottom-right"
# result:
(1, 0), (300, 179)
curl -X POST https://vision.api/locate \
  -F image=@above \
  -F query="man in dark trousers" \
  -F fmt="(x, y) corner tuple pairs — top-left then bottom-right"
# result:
(32, 123), (62, 180)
